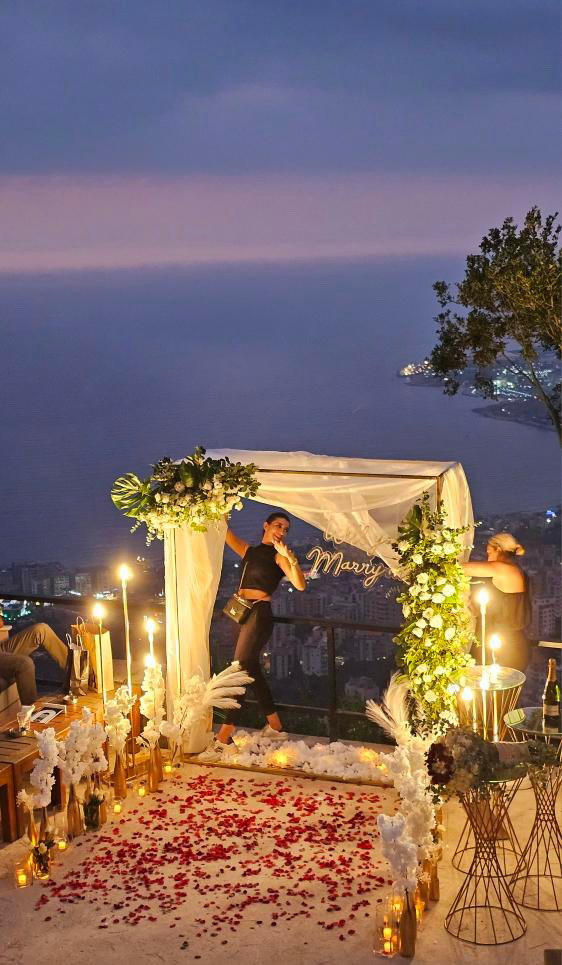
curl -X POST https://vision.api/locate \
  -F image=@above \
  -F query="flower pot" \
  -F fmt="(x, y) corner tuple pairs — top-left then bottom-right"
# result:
(399, 894), (417, 958)
(66, 784), (83, 839)
(113, 752), (128, 800)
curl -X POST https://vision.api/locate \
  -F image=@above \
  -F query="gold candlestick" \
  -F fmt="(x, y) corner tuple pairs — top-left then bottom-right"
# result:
(477, 588), (489, 670)
(118, 565), (133, 696)
(92, 603), (107, 710)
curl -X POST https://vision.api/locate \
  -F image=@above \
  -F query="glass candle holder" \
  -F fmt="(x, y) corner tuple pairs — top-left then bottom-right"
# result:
(373, 899), (399, 958)
(14, 862), (33, 889)
(163, 761), (173, 777)
(113, 800), (123, 815)
(137, 782), (147, 799)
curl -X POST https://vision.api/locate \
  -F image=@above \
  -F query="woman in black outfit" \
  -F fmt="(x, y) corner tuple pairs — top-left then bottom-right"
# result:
(462, 532), (532, 672)
(209, 512), (306, 756)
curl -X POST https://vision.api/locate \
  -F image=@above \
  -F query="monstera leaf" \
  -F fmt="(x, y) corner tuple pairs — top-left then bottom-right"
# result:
(111, 473), (149, 518)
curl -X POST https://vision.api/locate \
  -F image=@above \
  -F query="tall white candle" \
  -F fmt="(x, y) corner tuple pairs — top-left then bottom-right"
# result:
(118, 565), (133, 696)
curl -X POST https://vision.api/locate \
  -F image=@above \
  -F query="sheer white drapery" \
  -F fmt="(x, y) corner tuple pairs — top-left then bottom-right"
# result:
(164, 450), (473, 750)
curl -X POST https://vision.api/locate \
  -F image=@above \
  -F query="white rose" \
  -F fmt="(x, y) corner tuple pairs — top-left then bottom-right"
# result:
(445, 627), (455, 641)
(398, 541), (410, 553)
(412, 554), (423, 565)
(432, 533), (442, 543)
(435, 576), (446, 586)
(416, 618), (427, 629)
(430, 615), (443, 629)
(416, 664), (428, 673)
(419, 592), (431, 601)
(417, 573), (429, 585)
(431, 592), (445, 604)
(409, 585), (420, 597)
(412, 627), (424, 638)
(425, 690), (437, 703)
(433, 545), (443, 555)
(434, 666), (445, 676)
(443, 542), (455, 554)
(422, 608), (433, 619)
(423, 673), (432, 682)
(402, 604), (411, 617)
(443, 584), (455, 597)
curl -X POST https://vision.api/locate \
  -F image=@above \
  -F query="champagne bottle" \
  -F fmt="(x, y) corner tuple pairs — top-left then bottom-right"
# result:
(542, 658), (561, 730)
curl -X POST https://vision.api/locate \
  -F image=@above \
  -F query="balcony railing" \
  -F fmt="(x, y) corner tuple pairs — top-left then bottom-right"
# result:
(0, 591), (400, 742)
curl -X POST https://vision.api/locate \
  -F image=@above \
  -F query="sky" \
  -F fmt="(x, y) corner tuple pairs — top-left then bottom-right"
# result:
(0, 0), (559, 273)
(1, 1), (560, 564)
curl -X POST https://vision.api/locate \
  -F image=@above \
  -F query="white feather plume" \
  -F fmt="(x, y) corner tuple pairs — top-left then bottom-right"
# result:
(365, 673), (412, 744)
(200, 661), (254, 713)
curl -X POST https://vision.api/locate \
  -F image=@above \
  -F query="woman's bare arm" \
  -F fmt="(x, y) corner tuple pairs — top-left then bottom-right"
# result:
(225, 528), (250, 559)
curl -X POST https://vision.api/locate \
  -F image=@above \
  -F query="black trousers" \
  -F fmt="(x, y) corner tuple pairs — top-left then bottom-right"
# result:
(224, 602), (276, 724)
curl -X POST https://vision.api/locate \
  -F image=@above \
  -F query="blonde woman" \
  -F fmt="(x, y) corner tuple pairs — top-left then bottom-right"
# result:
(462, 533), (532, 671)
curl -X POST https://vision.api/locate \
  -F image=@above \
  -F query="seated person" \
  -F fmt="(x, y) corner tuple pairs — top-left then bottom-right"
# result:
(0, 617), (70, 704)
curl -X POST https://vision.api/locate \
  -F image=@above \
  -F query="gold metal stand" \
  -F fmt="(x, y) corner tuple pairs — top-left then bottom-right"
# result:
(510, 765), (562, 911)
(445, 779), (526, 945)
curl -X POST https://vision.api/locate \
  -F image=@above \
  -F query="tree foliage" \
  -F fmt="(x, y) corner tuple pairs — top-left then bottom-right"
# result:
(430, 207), (561, 442)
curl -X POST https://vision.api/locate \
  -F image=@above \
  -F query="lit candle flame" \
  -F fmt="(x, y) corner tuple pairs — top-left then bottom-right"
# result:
(461, 686), (473, 702)
(92, 602), (105, 620)
(477, 588), (489, 607)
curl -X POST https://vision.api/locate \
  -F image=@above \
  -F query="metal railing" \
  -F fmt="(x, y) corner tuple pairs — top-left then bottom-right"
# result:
(0, 591), (400, 741)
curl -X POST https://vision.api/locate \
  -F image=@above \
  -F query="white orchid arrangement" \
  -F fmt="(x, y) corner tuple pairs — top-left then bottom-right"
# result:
(16, 787), (35, 815)
(138, 661), (166, 749)
(393, 492), (475, 723)
(29, 727), (59, 808)
(59, 709), (107, 787)
(105, 686), (136, 754)
(378, 813), (419, 894)
(161, 661), (254, 754)
(368, 676), (438, 890)
(111, 446), (259, 542)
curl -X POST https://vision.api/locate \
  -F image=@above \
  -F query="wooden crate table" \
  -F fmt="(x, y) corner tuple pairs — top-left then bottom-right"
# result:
(0, 761), (17, 843)
(0, 692), (104, 837)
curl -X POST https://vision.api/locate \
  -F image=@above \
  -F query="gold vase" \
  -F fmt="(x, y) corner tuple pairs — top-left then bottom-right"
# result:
(399, 893), (417, 959)
(95, 776), (108, 825)
(148, 746), (160, 792)
(429, 859), (440, 902)
(66, 784), (83, 839)
(154, 743), (164, 783)
(113, 752), (128, 800)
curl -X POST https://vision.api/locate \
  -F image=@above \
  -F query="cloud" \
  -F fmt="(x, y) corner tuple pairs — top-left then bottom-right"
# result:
(0, 1), (558, 173)
(0, 171), (558, 273)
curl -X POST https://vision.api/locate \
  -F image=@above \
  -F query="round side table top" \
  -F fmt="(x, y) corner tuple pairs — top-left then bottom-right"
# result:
(458, 665), (526, 693)
(504, 706), (562, 740)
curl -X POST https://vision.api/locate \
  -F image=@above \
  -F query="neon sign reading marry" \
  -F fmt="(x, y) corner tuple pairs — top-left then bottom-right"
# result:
(306, 532), (387, 589)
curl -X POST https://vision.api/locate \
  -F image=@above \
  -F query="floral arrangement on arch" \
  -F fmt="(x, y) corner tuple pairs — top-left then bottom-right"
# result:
(111, 446), (260, 543)
(393, 492), (475, 725)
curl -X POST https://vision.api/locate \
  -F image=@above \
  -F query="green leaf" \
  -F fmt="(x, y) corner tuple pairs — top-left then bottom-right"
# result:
(111, 473), (146, 518)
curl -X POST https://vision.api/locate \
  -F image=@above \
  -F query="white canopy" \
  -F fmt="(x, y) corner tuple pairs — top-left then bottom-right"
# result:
(165, 449), (473, 750)
(208, 449), (474, 569)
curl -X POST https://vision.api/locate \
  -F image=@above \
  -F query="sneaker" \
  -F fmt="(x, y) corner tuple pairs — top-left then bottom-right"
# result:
(196, 738), (234, 762)
(261, 724), (288, 741)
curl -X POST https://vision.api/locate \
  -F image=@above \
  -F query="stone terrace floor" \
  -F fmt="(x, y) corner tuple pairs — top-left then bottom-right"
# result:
(1, 753), (561, 965)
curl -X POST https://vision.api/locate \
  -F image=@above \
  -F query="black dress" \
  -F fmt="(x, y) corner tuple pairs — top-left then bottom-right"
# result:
(472, 573), (532, 672)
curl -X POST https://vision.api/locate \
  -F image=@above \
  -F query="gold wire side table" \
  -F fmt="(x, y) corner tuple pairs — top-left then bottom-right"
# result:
(452, 667), (526, 873)
(506, 707), (562, 911)
(456, 666), (525, 742)
(445, 777), (526, 945)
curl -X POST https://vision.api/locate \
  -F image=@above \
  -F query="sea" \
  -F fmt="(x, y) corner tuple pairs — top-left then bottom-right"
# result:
(1, 256), (560, 566)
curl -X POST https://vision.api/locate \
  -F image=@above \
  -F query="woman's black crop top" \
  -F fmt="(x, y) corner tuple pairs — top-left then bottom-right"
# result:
(239, 543), (285, 595)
